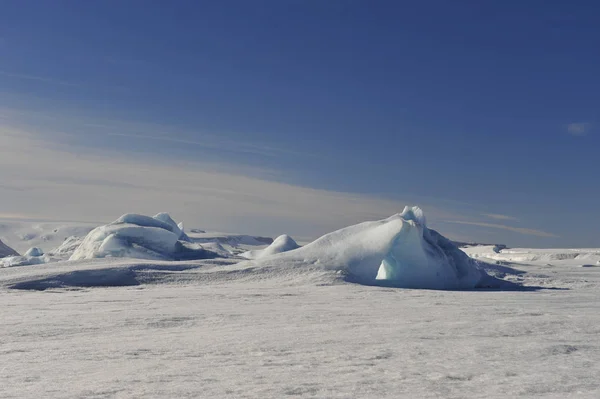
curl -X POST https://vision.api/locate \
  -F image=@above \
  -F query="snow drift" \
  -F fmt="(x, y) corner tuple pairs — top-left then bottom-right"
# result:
(242, 234), (300, 259)
(250, 206), (487, 289)
(70, 213), (220, 261)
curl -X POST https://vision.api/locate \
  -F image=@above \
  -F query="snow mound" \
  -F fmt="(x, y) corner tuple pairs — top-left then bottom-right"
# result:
(25, 247), (44, 257)
(249, 206), (487, 289)
(242, 234), (300, 259)
(70, 213), (219, 261)
(0, 239), (19, 258)
(196, 242), (232, 258)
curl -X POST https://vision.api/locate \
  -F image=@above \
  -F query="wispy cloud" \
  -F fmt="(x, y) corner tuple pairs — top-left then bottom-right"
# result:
(104, 131), (312, 159)
(482, 213), (518, 221)
(0, 69), (81, 87)
(0, 106), (309, 162)
(443, 220), (557, 238)
(0, 70), (130, 94)
(1, 108), (553, 244)
(567, 122), (591, 136)
(1, 126), (459, 238)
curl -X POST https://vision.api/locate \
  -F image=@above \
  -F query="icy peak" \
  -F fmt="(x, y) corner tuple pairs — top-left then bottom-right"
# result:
(0, 239), (20, 258)
(399, 205), (426, 227)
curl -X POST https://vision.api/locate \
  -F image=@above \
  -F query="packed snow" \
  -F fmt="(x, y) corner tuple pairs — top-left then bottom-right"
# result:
(1, 208), (600, 397)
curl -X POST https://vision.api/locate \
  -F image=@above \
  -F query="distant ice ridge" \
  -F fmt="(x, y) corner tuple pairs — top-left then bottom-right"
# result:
(70, 213), (220, 261)
(250, 206), (487, 289)
(241, 234), (300, 259)
(462, 245), (600, 267)
(0, 239), (19, 258)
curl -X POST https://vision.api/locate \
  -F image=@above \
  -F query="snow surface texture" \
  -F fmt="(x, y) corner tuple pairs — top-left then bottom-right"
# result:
(70, 213), (219, 261)
(1, 210), (600, 396)
(242, 234), (300, 259)
(244, 206), (487, 289)
(2, 245), (600, 397)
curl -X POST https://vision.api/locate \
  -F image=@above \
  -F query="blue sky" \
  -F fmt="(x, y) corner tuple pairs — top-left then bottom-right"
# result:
(0, 1), (598, 247)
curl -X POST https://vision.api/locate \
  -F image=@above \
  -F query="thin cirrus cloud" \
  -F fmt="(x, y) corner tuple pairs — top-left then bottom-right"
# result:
(103, 131), (314, 159)
(1, 105), (307, 162)
(443, 220), (557, 238)
(567, 122), (591, 136)
(0, 69), (82, 87)
(482, 213), (519, 221)
(0, 69), (130, 94)
(0, 106), (563, 244)
(0, 125), (465, 239)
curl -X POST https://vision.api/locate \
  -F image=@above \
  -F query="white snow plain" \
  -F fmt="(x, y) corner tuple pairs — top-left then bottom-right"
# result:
(1, 210), (600, 398)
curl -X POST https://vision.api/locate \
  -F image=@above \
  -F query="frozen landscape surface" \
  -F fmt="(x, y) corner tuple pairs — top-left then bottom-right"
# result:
(1, 211), (600, 398)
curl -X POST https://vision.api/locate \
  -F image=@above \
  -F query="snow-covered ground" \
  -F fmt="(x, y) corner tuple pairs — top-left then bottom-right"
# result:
(1, 213), (600, 398)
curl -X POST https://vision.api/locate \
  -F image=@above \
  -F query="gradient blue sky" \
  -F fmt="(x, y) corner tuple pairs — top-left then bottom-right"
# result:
(1, 1), (598, 247)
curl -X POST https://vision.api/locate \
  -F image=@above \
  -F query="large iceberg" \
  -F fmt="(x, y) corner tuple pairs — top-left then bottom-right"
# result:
(70, 213), (218, 261)
(250, 206), (487, 289)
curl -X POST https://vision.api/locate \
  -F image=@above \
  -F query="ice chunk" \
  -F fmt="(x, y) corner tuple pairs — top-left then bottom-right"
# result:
(70, 213), (219, 261)
(1, 255), (48, 267)
(399, 205), (426, 226)
(24, 247), (44, 257)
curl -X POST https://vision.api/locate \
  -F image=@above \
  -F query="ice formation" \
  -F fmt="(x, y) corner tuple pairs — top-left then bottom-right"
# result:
(0, 239), (19, 258)
(1, 254), (49, 268)
(70, 213), (218, 261)
(241, 234), (300, 259)
(1, 246), (52, 267)
(48, 236), (85, 257)
(24, 247), (44, 257)
(252, 206), (486, 289)
(373, 208), (484, 289)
